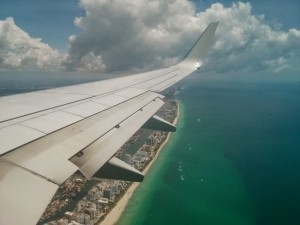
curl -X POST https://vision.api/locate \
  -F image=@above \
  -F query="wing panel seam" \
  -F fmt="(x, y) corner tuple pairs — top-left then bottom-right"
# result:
(19, 124), (48, 135)
(147, 74), (179, 89)
(69, 96), (162, 160)
(0, 68), (178, 125)
(0, 159), (59, 185)
(0, 91), (159, 157)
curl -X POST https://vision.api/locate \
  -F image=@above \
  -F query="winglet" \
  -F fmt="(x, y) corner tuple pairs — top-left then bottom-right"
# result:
(180, 21), (219, 69)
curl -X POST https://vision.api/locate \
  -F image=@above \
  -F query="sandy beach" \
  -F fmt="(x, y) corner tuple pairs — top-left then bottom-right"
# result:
(100, 102), (180, 225)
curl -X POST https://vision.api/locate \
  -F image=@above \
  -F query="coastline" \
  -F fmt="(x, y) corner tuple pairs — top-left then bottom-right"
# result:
(100, 101), (180, 225)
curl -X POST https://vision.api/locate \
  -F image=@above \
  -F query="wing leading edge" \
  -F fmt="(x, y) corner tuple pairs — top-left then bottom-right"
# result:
(0, 22), (218, 225)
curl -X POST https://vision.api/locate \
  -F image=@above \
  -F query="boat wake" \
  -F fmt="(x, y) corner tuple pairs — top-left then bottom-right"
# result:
(180, 175), (185, 181)
(178, 162), (185, 181)
(178, 162), (183, 172)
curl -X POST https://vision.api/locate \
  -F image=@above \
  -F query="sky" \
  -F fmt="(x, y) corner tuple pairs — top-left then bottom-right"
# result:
(0, 0), (299, 77)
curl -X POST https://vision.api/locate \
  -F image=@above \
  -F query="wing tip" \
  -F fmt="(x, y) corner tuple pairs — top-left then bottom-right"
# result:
(180, 21), (219, 66)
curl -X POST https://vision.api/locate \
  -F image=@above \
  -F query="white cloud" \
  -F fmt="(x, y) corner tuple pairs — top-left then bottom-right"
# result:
(64, 0), (300, 74)
(0, 17), (61, 71)
(1, 2), (299, 74)
(63, 0), (207, 72)
(200, 3), (300, 73)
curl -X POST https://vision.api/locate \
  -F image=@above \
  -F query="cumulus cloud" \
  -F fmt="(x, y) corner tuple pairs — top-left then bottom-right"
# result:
(64, 0), (300, 74)
(0, 17), (61, 71)
(63, 0), (200, 72)
(1, 1), (299, 74)
(201, 3), (300, 73)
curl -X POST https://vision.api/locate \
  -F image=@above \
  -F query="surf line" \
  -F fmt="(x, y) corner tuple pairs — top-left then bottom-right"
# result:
(100, 101), (180, 225)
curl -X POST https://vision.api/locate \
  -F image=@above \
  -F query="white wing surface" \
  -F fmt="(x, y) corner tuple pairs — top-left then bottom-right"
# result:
(0, 22), (218, 225)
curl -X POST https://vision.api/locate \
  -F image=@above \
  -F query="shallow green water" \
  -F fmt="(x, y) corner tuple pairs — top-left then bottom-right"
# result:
(1, 72), (299, 225)
(117, 78), (300, 225)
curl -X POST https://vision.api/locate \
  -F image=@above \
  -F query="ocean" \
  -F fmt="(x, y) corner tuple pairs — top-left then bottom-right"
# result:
(0, 71), (299, 225)
(117, 74), (300, 225)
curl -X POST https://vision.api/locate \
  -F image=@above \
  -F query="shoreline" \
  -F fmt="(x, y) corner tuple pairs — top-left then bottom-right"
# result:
(100, 101), (180, 225)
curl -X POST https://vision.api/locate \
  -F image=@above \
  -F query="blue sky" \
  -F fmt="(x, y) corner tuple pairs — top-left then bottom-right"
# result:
(194, 0), (299, 29)
(0, 0), (299, 75)
(0, 0), (83, 51)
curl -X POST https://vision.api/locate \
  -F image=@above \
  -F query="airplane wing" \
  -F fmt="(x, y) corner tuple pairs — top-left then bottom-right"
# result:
(0, 22), (218, 225)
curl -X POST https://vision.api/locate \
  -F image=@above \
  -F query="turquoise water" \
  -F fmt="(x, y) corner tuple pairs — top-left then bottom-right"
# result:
(117, 77), (300, 225)
(1, 72), (299, 225)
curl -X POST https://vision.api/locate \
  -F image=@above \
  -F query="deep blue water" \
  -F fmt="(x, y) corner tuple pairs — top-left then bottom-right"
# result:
(117, 77), (300, 225)
(187, 80), (300, 225)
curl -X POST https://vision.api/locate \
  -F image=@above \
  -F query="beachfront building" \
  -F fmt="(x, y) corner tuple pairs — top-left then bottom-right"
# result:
(74, 213), (91, 225)
(98, 198), (109, 205)
(64, 212), (74, 222)
(86, 188), (100, 202)
(57, 219), (68, 225)
(143, 144), (152, 152)
(103, 189), (112, 200)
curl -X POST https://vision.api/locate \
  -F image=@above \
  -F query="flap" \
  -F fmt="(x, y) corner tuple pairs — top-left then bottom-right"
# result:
(0, 160), (58, 225)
